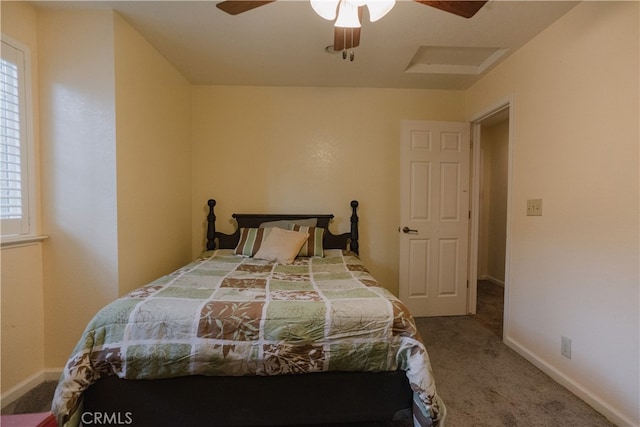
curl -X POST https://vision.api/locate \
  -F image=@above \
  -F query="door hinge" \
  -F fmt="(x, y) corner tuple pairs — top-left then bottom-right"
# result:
(468, 211), (471, 219)
(467, 280), (469, 288)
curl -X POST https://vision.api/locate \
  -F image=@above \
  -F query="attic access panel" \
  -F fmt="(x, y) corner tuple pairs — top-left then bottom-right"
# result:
(405, 46), (508, 75)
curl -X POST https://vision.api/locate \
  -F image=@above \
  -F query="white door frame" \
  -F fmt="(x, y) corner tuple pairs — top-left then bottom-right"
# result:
(468, 96), (514, 339)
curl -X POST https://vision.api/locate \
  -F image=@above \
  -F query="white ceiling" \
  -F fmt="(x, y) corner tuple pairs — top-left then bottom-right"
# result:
(35, 0), (578, 89)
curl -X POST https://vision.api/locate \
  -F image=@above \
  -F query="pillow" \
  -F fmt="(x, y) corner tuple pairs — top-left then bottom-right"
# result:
(259, 218), (318, 229)
(234, 227), (273, 257)
(253, 227), (309, 265)
(290, 225), (324, 257)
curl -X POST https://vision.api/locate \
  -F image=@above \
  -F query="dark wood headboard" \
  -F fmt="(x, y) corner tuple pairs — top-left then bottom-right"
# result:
(206, 199), (359, 255)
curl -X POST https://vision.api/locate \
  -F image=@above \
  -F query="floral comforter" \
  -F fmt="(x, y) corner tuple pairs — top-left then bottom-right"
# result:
(53, 249), (445, 426)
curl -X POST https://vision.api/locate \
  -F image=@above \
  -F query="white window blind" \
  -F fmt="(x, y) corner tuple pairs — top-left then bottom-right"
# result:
(1, 40), (30, 236)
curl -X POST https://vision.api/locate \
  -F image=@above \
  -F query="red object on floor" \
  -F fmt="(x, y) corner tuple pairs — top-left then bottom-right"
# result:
(0, 412), (57, 427)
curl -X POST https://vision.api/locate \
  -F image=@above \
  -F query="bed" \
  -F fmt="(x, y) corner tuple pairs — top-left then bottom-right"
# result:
(52, 199), (445, 427)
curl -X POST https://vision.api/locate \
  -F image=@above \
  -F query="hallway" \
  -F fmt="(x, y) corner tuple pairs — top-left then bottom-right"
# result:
(473, 280), (504, 337)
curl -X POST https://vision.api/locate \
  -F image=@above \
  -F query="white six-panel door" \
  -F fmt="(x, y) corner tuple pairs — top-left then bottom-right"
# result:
(399, 120), (470, 317)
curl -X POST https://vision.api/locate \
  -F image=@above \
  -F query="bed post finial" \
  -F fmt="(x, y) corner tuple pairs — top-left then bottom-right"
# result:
(207, 199), (217, 250)
(350, 200), (359, 255)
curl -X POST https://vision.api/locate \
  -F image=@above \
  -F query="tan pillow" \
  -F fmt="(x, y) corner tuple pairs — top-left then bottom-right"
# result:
(254, 227), (309, 265)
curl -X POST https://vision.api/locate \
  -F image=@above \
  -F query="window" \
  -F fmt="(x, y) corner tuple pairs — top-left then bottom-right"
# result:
(1, 38), (33, 238)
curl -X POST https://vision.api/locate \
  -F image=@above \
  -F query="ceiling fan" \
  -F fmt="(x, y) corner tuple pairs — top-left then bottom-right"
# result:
(216, 1), (488, 59)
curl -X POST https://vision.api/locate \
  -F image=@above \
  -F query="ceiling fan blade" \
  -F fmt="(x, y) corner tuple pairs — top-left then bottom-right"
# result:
(334, 26), (361, 51)
(216, 1), (275, 15)
(415, 1), (487, 18)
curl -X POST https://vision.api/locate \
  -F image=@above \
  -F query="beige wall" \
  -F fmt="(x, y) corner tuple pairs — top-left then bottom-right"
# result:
(38, 7), (120, 368)
(114, 13), (192, 295)
(36, 7), (193, 370)
(466, 2), (639, 425)
(1, 3), (193, 392)
(478, 120), (508, 284)
(1, 244), (45, 397)
(191, 86), (466, 294)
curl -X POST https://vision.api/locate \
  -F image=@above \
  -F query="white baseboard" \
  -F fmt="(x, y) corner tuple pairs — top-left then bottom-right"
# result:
(504, 335), (638, 427)
(44, 368), (63, 381)
(1, 368), (64, 409)
(477, 275), (505, 287)
(487, 275), (505, 287)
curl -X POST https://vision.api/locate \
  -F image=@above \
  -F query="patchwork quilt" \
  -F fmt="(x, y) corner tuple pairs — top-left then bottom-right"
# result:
(52, 249), (445, 426)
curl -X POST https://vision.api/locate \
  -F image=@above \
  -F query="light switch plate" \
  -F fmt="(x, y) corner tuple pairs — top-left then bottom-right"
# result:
(527, 199), (542, 216)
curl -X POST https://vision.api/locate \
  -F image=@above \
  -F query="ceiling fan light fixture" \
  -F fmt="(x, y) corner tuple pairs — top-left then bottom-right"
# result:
(334, 0), (361, 28)
(311, 0), (394, 29)
(310, 0), (340, 20)
(365, 0), (395, 22)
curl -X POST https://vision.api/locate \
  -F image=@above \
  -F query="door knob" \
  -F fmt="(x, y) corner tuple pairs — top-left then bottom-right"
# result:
(402, 226), (418, 234)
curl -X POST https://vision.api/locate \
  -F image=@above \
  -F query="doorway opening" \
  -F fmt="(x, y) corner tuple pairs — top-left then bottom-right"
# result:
(469, 101), (512, 339)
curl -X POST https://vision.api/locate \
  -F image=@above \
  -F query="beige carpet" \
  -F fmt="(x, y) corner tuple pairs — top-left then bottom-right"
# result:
(417, 315), (613, 426)
(1, 380), (57, 415)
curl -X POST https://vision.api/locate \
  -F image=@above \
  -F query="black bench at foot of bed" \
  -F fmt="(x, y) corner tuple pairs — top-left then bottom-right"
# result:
(83, 371), (413, 426)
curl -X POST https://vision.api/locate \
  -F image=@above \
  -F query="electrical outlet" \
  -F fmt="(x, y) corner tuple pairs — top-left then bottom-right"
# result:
(561, 336), (572, 359)
(527, 199), (542, 216)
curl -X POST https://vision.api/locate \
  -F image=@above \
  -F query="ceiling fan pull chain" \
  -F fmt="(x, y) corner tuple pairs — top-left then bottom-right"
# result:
(350, 29), (354, 61)
(342, 27), (348, 60)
